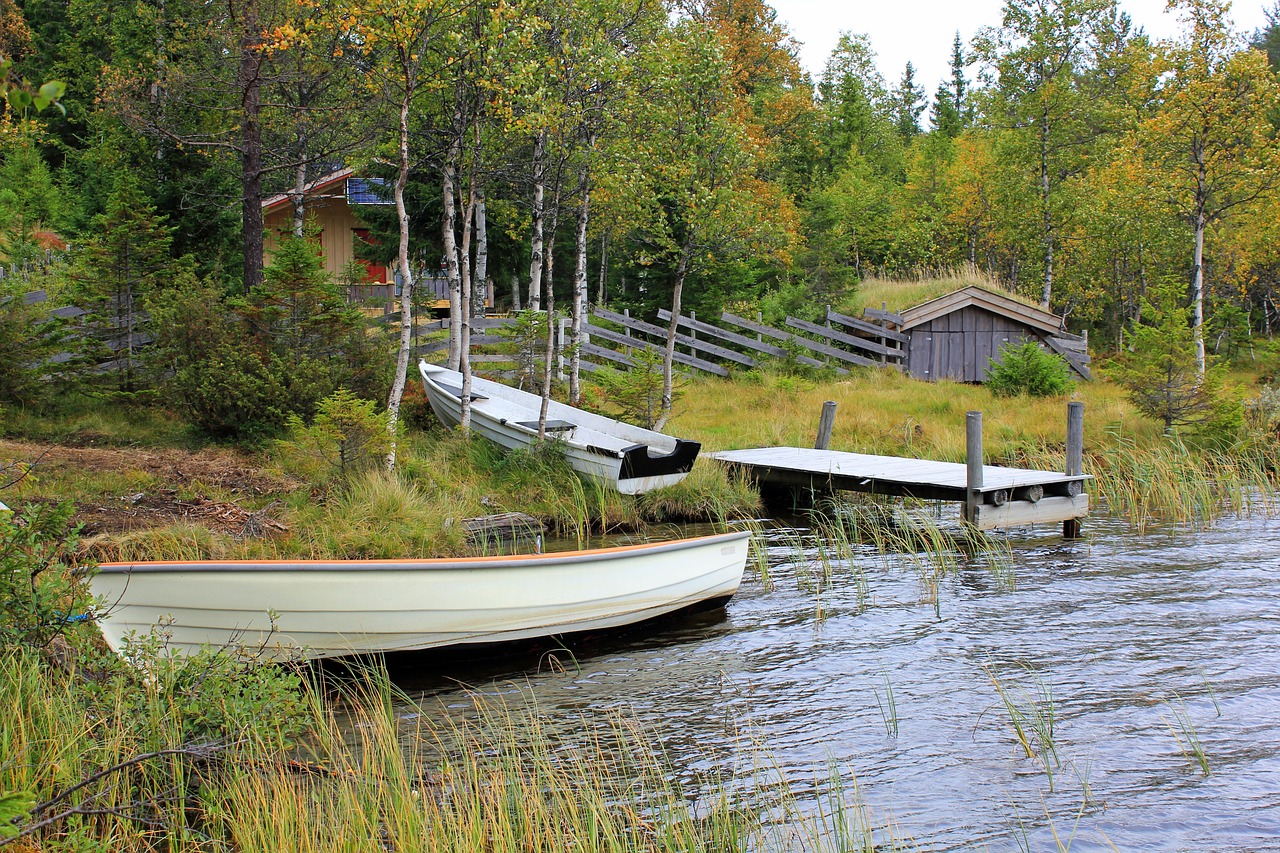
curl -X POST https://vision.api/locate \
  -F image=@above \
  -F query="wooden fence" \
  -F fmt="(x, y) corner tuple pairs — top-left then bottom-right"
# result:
(415, 306), (905, 380)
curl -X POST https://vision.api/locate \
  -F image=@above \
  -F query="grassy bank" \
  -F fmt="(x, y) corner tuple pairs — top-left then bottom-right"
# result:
(672, 368), (1277, 530)
(3, 361), (1276, 563)
(1, 648), (906, 852)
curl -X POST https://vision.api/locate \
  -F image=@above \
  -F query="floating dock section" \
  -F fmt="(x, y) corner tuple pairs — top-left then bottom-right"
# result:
(712, 403), (1090, 535)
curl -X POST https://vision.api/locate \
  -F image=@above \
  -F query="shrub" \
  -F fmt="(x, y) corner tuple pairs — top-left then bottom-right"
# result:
(0, 499), (87, 652)
(986, 340), (1074, 398)
(0, 279), (69, 407)
(282, 388), (391, 480)
(172, 344), (289, 442)
(591, 346), (669, 428)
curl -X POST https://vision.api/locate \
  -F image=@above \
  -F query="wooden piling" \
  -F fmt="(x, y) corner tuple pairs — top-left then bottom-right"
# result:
(965, 411), (983, 526)
(815, 401), (837, 450)
(1064, 401), (1084, 538)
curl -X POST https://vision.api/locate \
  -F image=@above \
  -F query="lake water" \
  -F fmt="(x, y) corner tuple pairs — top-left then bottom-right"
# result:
(387, 511), (1280, 851)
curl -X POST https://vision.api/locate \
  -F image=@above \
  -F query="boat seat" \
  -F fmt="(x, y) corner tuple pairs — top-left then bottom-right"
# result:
(516, 420), (575, 432)
(436, 383), (488, 402)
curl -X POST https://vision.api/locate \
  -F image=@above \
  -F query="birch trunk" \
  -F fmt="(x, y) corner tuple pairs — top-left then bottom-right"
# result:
(291, 161), (307, 237)
(473, 189), (488, 319)
(459, 186), (476, 430)
(654, 247), (691, 432)
(596, 231), (607, 305)
(1039, 104), (1053, 310)
(570, 165), (590, 405)
(442, 131), (463, 371)
(1189, 136), (1209, 377)
(384, 87), (414, 471)
(528, 131), (546, 312)
(537, 183), (562, 440)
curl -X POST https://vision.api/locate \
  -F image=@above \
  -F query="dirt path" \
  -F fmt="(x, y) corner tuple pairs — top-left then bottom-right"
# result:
(1, 439), (303, 537)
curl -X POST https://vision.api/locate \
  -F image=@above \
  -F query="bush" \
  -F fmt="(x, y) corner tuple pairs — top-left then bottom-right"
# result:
(282, 388), (391, 480)
(985, 341), (1074, 398)
(172, 344), (289, 442)
(0, 499), (87, 652)
(0, 279), (70, 407)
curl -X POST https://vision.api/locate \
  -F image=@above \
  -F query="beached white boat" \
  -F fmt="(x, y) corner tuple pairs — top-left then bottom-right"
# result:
(90, 530), (751, 661)
(418, 361), (700, 495)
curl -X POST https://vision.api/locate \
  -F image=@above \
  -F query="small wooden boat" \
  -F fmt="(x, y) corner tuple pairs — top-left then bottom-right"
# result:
(419, 361), (700, 495)
(91, 530), (751, 661)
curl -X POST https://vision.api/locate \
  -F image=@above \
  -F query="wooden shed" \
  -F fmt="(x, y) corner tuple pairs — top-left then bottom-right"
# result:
(262, 167), (391, 285)
(261, 169), (490, 313)
(887, 286), (1091, 382)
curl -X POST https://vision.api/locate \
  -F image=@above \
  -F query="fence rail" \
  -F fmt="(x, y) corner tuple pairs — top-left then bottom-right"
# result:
(418, 305), (905, 381)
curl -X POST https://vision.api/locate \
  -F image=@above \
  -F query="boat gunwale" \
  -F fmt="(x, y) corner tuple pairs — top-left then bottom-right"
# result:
(95, 530), (752, 574)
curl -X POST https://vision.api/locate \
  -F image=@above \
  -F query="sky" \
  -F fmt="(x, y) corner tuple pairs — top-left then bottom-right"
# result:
(766, 0), (1273, 92)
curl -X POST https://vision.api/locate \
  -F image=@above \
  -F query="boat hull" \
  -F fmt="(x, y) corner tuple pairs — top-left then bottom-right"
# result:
(419, 361), (699, 494)
(90, 531), (751, 661)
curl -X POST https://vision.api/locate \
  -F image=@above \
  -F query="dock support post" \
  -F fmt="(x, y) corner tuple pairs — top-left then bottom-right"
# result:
(964, 411), (983, 526)
(815, 401), (837, 450)
(1064, 401), (1084, 539)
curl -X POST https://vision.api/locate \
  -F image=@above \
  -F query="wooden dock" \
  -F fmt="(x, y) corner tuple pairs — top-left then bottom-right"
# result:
(712, 447), (1088, 531)
(712, 403), (1090, 534)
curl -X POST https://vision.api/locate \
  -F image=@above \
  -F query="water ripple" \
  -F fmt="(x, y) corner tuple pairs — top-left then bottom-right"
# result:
(394, 512), (1280, 852)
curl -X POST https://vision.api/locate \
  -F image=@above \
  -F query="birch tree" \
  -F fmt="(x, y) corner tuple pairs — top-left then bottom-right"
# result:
(630, 19), (791, 430)
(344, 0), (456, 468)
(1132, 0), (1280, 374)
(974, 0), (1123, 308)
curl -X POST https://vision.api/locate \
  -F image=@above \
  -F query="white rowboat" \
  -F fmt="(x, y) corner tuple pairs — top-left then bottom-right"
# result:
(419, 361), (700, 495)
(91, 530), (751, 661)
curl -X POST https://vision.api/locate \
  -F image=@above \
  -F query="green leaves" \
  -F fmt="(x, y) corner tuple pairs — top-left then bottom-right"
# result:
(0, 56), (65, 115)
(0, 790), (36, 838)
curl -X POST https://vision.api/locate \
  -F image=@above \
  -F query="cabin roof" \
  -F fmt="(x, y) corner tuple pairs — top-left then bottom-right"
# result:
(898, 285), (1066, 336)
(261, 167), (356, 215)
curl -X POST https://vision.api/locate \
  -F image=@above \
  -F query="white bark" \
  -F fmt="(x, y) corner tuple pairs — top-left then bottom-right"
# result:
(570, 165), (590, 405)
(385, 90), (414, 471)
(528, 131), (546, 312)
(292, 161), (307, 237)
(473, 189), (488, 319)
(442, 131), (463, 371)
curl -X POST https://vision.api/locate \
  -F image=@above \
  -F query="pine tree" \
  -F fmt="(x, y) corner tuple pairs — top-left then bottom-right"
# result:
(1115, 278), (1227, 431)
(892, 63), (926, 140)
(65, 175), (180, 391)
(1251, 2), (1280, 70)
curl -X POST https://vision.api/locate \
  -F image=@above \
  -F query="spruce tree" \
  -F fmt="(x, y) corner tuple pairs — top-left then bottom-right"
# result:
(65, 174), (181, 392)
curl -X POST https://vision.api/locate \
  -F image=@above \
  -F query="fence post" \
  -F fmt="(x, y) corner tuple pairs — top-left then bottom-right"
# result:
(964, 411), (983, 527)
(880, 301), (888, 366)
(690, 309), (697, 357)
(815, 401), (837, 450)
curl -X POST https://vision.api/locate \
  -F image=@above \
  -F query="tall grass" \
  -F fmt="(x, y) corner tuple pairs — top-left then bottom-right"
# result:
(840, 266), (1026, 315)
(62, 428), (762, 563)
(1162, 695), (1211, 777)
(984, 664), (1060, 791)
(3, 652), (916, 852)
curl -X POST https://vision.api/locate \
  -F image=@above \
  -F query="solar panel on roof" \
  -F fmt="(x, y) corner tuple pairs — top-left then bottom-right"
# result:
(346, 177), (391, 205)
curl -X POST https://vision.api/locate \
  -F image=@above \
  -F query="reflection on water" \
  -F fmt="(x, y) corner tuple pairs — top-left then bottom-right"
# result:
(385, 513), (1280, 851)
